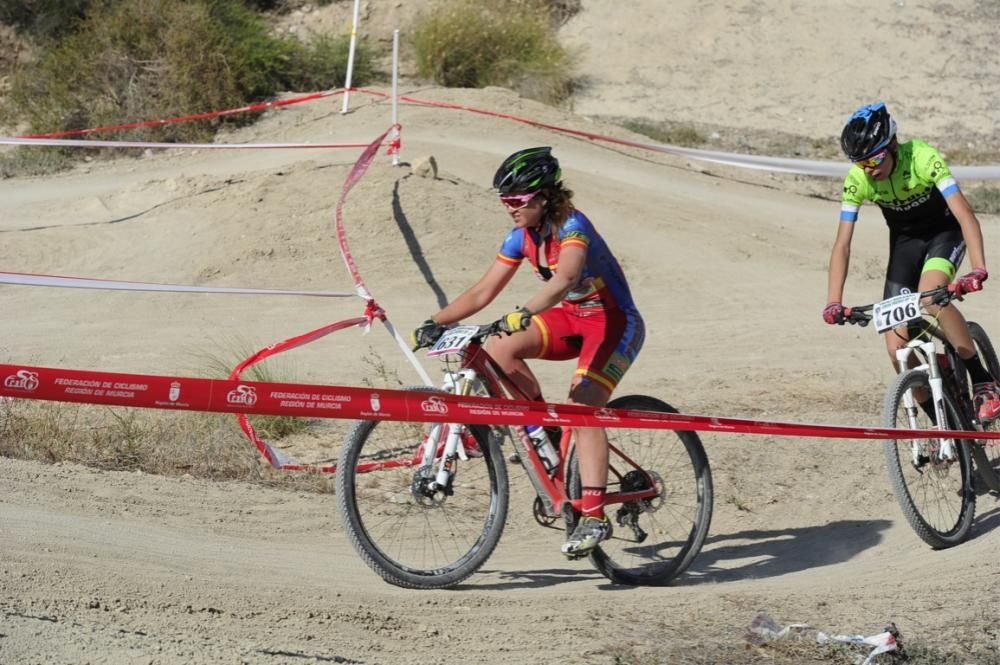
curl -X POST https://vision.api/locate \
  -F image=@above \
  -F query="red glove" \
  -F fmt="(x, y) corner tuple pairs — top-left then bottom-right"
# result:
(823, 302), (846, 325)
(950, 268), (988, 300)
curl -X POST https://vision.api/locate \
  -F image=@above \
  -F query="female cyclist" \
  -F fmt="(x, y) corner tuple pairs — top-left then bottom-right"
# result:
(824, 101), (1000, 423)
(410, 146), (645, 558)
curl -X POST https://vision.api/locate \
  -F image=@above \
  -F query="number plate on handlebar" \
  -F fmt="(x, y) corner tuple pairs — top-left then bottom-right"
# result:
(428, 325), (480, 357)
(872, 292), (921, 333)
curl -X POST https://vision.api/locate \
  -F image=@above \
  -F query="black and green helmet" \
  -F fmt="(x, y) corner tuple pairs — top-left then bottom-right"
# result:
(493, 146), (562, 194)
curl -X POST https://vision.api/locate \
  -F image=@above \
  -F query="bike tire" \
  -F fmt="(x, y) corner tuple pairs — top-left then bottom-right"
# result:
(882, 369), (975, 548)
(969, 321), (1000, 378)
(567, 394), (713, 585)
(968, 321), (1000, 488)
(336, 386), (509, 589)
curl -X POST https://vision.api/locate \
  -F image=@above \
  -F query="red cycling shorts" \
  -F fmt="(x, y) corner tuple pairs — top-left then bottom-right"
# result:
(532, 301), (645, 394)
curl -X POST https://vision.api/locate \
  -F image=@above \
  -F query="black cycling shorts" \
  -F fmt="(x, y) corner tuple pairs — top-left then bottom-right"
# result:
(883, 227), (965, 299)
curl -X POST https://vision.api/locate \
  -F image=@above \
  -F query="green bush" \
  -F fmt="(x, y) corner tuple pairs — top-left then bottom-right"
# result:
(285, 31), (377, 92)
(623, 119), (707, 148)
(6, 0), (292, 142)
(2, 0), (378, 153)
(411, 0), (575, 105)
(0, 0), (91, 40)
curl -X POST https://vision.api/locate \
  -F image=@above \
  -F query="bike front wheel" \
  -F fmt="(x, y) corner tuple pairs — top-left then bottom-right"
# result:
(967, 321), (1000, 490)
(882, 369), (975, 548)
(336, 389), (509, 589)
(567, 394), (713, 585)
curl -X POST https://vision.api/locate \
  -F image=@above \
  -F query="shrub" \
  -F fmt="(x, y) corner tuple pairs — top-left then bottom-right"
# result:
(622, 119), (707, 148)
(411, 0), (575, 105)
(2, 0), (378, 156)
(285, 31), (377, 92)
(0, 0), (91, 40)
(5, 0), (293, 142)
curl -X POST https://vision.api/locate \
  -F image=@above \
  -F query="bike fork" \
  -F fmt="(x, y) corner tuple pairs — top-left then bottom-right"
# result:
(896, 341), (955, 462)
(419, 370), (483, 493)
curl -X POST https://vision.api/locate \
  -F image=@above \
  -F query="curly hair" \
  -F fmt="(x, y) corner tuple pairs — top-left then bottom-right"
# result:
(541, 183), (575, 227)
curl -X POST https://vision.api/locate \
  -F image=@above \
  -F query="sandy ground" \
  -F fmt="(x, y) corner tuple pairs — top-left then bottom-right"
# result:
(3, 2), (1000, 664)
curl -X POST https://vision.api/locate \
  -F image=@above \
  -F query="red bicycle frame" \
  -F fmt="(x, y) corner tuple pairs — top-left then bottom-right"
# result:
(453, 336), (660, 517)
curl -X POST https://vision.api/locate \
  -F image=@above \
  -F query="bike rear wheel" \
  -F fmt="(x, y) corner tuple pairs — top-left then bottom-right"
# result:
(882, 369), (975, 548)
(336, 388), (509, 589)
(567, 394), (713, 585)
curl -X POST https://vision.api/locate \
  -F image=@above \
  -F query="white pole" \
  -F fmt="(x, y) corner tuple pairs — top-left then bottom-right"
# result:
(341, 0), (362, 114)
(391, 29), (400, 166)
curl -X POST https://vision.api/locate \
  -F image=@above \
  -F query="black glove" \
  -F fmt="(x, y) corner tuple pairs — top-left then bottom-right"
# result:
(496, 308), (532, 335)
(411, 318), (446, 350)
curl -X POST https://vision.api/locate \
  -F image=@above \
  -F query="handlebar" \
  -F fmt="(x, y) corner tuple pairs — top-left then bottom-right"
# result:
(843, 286), (955, 327)
(415, 316), (533, 351)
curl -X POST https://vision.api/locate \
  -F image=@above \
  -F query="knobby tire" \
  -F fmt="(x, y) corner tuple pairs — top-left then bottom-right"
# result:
(967, 321), (1000, 490)
(882, 369), (975, 548)
(336, 386), (509, 589)
(567, 394), (713, 585)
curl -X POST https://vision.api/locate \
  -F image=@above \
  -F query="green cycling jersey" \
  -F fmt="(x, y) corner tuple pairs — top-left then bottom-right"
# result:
(840, 139), (961, 234)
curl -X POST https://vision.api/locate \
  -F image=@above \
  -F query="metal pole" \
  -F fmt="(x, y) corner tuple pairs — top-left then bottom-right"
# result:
(341, 0), (362, 114)
(391, 29), (400, 166)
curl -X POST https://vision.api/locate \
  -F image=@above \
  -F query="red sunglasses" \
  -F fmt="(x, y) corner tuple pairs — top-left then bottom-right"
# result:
(499, 191), (539, 211)
(856, 148), (888, 169)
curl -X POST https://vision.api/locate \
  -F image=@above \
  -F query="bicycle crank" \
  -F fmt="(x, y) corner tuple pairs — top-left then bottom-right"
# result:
(532, 496), (560, 528)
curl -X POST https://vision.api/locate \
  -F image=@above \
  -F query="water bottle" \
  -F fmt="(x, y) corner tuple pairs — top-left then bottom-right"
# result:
(525, 424), (559, 475)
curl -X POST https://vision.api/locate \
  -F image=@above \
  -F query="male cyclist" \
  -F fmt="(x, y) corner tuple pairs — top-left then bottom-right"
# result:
(410, 147), (645, 558)
(824, 101), (1000, 423)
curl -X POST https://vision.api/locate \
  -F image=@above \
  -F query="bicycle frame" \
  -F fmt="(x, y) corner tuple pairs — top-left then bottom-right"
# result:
(424, 334), (659, 519)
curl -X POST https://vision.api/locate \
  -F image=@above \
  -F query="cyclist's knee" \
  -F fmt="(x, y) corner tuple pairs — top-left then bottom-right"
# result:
(569, 377), (611, 407)
(884, 331), (907, 361)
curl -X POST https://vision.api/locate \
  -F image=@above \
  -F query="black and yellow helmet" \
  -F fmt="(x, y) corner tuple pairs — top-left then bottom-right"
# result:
(492, 146), (562, 194)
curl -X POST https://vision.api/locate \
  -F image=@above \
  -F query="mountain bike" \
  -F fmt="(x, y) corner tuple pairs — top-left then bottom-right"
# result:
(844, 287), (1000, 548)
(336, 321), (713, 588)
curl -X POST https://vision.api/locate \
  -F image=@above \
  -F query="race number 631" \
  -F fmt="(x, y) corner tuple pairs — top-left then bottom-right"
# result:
(872, 292), (921, 333)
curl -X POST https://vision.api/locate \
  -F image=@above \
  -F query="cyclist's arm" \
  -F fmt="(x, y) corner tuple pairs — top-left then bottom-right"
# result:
(827, 220), (855, 304)
(946, 191), (987, 270)
(432, 261), (518, 325)
(522, 243), (585, 315)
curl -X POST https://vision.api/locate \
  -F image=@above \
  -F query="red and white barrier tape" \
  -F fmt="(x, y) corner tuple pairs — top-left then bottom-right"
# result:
(0, 136), (371, 150)
(355, 89), (1000, 180)
(0, 271), (354, 297)
(227, 311), (379, 468)
(18, 89), (344, 140)
(4, 361), (998, 466)
(225, 126), (430, 467)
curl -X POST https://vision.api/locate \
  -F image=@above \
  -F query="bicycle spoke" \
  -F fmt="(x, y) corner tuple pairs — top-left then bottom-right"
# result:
(337, 399), (509, 589)
(882, 369), (975, 548)
(571, 395), (713, 585)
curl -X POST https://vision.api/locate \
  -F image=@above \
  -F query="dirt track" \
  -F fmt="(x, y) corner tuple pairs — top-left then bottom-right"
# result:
(4, 1), (1000, 662)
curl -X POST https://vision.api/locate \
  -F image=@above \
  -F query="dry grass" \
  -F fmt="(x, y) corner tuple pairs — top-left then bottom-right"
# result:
(410, 0), (576, 105)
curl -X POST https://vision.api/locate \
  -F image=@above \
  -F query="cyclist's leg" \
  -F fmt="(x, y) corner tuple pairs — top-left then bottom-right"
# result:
(881, 232), (954, 411)
(561, 306), (645, 556)
(917, 232), (973, 355)
(485, 323), (546, 398)
(918, 234), (1000, 419)
(882, 232), (925, 372)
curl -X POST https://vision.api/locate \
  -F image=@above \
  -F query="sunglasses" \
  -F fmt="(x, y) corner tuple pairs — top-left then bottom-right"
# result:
(499, 191), (539, 211)
(856, 148), (888, 169)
